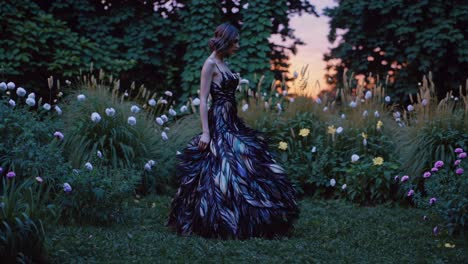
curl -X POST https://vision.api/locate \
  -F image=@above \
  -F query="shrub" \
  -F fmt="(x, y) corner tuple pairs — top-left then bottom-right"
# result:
(56, 160), (140, 225)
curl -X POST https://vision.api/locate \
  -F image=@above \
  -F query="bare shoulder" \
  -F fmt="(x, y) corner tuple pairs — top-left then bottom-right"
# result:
(201, 57), (216, 74)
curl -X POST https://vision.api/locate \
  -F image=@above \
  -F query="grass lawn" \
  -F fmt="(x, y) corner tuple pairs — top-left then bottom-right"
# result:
(47, 196), (467, 263)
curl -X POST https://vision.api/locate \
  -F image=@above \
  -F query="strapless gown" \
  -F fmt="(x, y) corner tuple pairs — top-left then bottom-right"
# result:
(167, 66), (299, 239)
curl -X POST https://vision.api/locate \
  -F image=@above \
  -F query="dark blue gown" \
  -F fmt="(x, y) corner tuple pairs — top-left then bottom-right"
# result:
(167, 63), (299, 239)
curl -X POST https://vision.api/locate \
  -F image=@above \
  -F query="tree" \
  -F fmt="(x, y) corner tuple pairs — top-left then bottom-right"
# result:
(324, 0), (468, 100)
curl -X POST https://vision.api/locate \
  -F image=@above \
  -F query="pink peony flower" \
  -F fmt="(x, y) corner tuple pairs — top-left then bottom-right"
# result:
(431, 167), (438, 172)
(35, 176), (43, 183)
(54, 131), (64, 140)
(434, 160), (444, 168)
(6, 171), (15, 179)
(407, 189), (414, 197)
(423, 171), (431, 178)
(455, 168), (464, 175)
(429, 197), (437, 205)
(459, 152), (467, 159)
(454, 148), (463, 153)
(400, 175), (409, 182)
(454, 160), (461, 166)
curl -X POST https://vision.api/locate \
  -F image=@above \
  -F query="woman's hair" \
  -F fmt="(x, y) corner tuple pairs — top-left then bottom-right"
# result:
(209, 23), (239, 56)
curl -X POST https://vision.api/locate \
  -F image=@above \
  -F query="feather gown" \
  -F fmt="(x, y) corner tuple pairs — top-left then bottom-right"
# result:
(167, 63), (299, 239)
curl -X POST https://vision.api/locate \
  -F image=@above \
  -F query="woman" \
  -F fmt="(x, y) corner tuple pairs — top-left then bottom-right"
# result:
(167, 23), (299, 239)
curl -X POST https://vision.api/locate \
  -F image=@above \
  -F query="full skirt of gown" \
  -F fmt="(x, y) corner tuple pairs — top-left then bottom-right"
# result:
(166, 69), (299, 239)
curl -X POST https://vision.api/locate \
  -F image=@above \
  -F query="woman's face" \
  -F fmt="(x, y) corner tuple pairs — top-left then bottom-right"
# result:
(227, 35), (240, 55)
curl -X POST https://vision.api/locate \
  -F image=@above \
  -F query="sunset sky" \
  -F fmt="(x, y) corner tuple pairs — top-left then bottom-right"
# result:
(286, 0), (337, 95)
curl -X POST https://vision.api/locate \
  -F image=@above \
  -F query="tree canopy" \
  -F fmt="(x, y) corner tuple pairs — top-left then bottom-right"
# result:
(0, 0), (317, 102)
(324, 0), (468, 99)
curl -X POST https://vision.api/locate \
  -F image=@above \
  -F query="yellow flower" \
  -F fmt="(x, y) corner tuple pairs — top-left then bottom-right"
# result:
(361, 132), (368, 139)
(327, 125), (336, 135)
(299, 128), (310, 137)
(377, 120), (383, 130)
(444, 243), (455, 248)
(373, 157), (384, 165)
(278, 141), (288, 150)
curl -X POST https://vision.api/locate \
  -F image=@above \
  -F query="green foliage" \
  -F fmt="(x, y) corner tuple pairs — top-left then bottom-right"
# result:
(61, 85), (163, 169)
(0, 178), (55, 263)
(0, 1), (133, 86)
(413, 156), (468, 236)
(0, 96), (69, 183)
(324, 0), (468, 96)
(395, 110), (468, 177)
(56, 164), (139, 225)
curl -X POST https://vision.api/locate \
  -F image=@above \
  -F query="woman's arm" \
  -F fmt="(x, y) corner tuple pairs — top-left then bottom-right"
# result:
(198, 59), (215, 150)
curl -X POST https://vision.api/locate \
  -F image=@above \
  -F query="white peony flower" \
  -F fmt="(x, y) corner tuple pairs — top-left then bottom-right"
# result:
(385, 96), (391, 102)
(97, 150), (103, 159)
(65, 80), (71, 85)
(169, 108), (177, 116)
(9, 99), (15, 107)
(365, 91), (372, 100)
(155, 117), (164, 125)
(407, 104), (414, 111)
(26, 97), (36, 107)
(161, 131), (168, 141)
(91, 112), (101, 123)
(362, 110), (368, 117)
(144, 163), (152, 171)
(192, 98), (200, 106)
(43, 103), (51, 111)
(349, 101), (357, 108)
(148, 160), (156, 166)
(276, 103), (282, 111)
(422, 99), (428, 106)
(341, 114), (346, 119)
(84, 162), (93, 171)
(160, 99), (168, 104)
(240, 79), (249, 85)
(311, 146), (317, 153)
(363, 138), (367, 146)
(128, 116), (136, 126)
(393, 111), (401, 119)
(374, 111), (380, 118)
(351, 154), (360, 163)
(330, 178), (336, 187)
(336, 127), (343, 134)
(323, 106), (328, 112)
(16, 87), (26, 97)
(148, 99), (156, 106)
(165, 91), (173, 97)
(342, 184), (347, 190)
(180, 105), (188, 112)
(7, 82), (15, 90)
(28, 92), (35, 99)
(0, 82), (7, 91)
(275, 93), (279, 97)
(131, 105), (140, 113)
(161, 114), (168, 122)
(77, 94), (86, 101)
(242, 104), (249, 112)
(55, 105), (62, 115)
(176, 151), (182, 155)
(105, 108), (116, 117)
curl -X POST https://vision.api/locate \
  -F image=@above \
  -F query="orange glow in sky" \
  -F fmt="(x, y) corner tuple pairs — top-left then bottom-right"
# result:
(287, 0), (338, 96)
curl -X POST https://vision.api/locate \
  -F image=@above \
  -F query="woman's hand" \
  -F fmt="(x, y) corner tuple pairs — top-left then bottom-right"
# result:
(198, 132), (211, 151)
